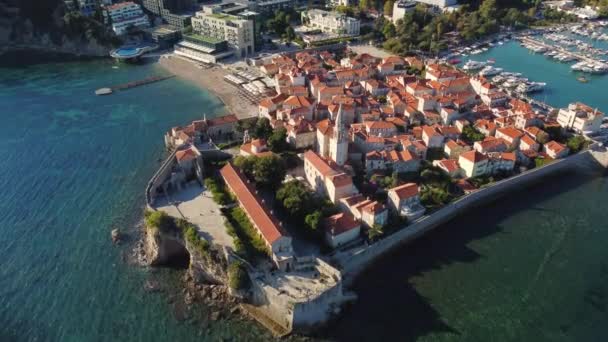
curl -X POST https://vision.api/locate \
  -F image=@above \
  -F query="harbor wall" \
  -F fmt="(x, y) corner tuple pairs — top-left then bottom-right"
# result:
(145, 150), (177, 210)
(340, 147), (608, 285)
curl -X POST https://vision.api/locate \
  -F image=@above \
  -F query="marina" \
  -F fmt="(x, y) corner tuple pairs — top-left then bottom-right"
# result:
(518, 35), (608, 74)
(453, 39), (608, 110)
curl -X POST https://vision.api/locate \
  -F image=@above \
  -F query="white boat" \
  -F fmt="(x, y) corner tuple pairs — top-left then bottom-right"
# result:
(463, 60), (487, 70)
(516, 82), (546, 93)
(479, 66), (503, 76)
(492, 75), (505, 83)
(571, 62), (586, 71)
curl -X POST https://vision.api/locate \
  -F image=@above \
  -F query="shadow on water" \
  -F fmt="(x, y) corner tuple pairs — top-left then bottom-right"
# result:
(324, 169), (603, 342)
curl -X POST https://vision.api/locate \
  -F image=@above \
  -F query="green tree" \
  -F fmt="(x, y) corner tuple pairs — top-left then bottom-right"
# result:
(360, 0), (371, 11)
(536, 130), (550, 144)
(284, 26), (296, 42)
(253, 155), (286, 190)
(276, 180), (312, 217)
(382, 21), (396, 39)
(305, 210), (322, 232)
(480, 0), (498, 20)
(268, 127), (288, 153)
(384, 0), (395, 15)
(233, 156), (257, 179)
(253, 117), (273, 140)
(566, 135), (586, 153)
(367, 224), (384, 241)
(228, 261), (250, 290)
(460, 125), (485, 143)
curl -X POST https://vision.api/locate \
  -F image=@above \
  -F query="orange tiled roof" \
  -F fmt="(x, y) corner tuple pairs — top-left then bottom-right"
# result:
(220, 163), (286, 245)
(389, 183), (419, 199)
(460, 150), (488, 163)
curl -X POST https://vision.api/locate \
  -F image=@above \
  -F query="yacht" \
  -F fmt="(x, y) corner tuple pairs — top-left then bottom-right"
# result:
(479, 66), (504, 76)
(463, 60), (487, 70)
(517, 82), (546, 93)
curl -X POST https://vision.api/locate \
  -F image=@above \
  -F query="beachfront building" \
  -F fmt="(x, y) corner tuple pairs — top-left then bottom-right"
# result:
(458, 150), (489, 178)
(556, 102), (604, 135)
(104, 2), (150, 35)
(189, 5), (255, 58)
(301, 9), (360, 36)
(324, 212), (361, 248)
(141, 0), (194, 29)
(220, 163), (294, 271)
(387, 183), (425, 221)
(175, 5), (255, 63)
(544, 141), (570, 159)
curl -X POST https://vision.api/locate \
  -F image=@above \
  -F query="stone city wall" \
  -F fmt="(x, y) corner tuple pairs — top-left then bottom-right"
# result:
(340, 148), (608, 285)
(145, 150), (177, 210)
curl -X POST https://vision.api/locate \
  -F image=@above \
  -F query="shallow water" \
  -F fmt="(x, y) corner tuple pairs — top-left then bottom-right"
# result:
(0, 59), (277, 341)
(2, 48), (608, 342)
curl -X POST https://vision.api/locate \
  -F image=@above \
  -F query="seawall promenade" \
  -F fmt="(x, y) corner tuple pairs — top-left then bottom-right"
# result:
(339, 146), (608, 286)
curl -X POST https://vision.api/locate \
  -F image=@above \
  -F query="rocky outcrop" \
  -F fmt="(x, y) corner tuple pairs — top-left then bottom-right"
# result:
(0, 0), (117, 63)
(143, 227), (229, 286)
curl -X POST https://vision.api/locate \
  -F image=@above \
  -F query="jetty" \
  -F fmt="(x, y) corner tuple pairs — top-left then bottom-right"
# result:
(95, 75), (174, 95)
(518, 36), (606, 66)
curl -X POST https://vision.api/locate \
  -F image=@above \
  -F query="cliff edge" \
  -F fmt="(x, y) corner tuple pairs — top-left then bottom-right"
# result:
(0, 0), (119, 63)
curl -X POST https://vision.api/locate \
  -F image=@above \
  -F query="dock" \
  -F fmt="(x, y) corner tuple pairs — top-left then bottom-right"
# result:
(518, 36), (606, 66)
(95, 74), (174, 95)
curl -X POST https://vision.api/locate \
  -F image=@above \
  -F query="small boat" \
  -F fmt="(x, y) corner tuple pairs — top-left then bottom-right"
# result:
(95, 88), (113, 96)
(577, 76), (589, 83)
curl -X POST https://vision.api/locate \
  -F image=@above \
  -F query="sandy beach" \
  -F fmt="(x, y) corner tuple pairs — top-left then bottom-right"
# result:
(157, 54), (258, 119)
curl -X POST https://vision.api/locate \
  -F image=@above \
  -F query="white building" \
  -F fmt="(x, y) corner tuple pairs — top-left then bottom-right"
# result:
(387, 183), (426, 221)
(191, 5), (255, 58)
(458, 150), (489, 178)
(324, 212), (361, 248)
(301, 9), (360, 36)
(304, 151), (356, 204)
(556, 102), (604, 135)
(105, 2), (150, 35)
(413, 0), (458, 9)
(329, 104), (349, 166)
(392, 0), (417, 22)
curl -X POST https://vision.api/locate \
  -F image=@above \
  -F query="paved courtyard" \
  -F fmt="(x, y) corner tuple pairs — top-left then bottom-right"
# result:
(156, 181), (235, 250)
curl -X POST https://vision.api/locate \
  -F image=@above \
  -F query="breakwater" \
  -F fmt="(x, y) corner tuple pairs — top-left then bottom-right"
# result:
(339, 146), (608, 285)
(95, 75), (175, 95)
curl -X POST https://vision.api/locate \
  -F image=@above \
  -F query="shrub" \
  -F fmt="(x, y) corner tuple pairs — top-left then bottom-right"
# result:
(228, 261), (250, 290)
(204, 177), (232, 205)
(184, 225), (210, 257)
(144, 210), (174, 233)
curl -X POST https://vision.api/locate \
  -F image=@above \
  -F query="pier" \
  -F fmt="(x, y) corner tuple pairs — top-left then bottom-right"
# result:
(518, 36), (606, 66)
(95, 75), (175, 96)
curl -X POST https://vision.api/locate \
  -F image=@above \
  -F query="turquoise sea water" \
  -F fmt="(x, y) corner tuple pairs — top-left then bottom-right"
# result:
(327, 42), (608, 341)
(2, 44), (608, 342)
(460, 40), (608, 109)
(0, 60), (277, 341)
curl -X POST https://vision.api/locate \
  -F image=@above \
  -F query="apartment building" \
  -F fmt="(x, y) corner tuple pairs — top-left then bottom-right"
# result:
(301, 9), (360, 36)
